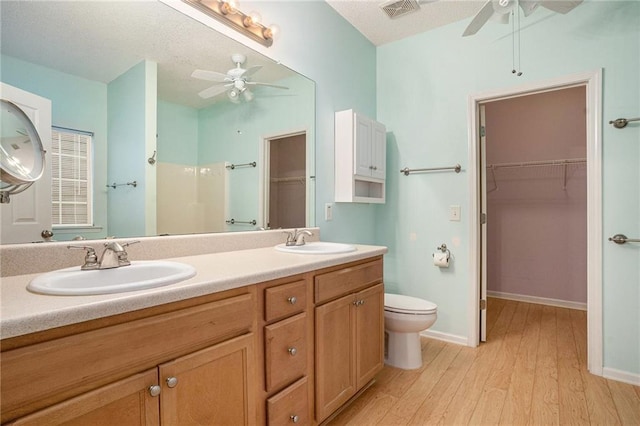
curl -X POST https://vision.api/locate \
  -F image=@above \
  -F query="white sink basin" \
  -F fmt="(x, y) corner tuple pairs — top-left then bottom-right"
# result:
(275, 242), (357, 255)
(27, 260), (197, 296)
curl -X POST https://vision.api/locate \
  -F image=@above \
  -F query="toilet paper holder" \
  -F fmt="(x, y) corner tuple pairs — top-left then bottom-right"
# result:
(435, 243), (451, 260)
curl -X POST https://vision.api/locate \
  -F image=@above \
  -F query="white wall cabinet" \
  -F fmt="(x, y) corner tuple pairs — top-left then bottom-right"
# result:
(335, 109), (386, 203)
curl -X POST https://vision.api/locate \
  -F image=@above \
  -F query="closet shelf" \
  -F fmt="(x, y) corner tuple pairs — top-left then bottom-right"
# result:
(487, 157), (586, 191)
(487, 158), (586, 170)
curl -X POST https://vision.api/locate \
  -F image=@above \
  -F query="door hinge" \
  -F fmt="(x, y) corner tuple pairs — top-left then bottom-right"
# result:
(480, 299), (487, 310)
(480, 126), (486, 137)
(480, 213), (487, 225)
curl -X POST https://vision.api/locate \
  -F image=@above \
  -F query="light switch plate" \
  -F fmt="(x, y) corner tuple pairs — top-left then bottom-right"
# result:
(449, 205), (461, 221)
(325, 203), (333, 221)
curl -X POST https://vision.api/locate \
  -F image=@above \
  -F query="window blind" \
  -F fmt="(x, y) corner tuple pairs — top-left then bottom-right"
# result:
(51, 127), (93, 226)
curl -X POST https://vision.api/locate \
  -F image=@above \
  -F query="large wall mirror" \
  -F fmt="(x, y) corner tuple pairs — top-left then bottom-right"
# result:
(0, 0), (315, 244)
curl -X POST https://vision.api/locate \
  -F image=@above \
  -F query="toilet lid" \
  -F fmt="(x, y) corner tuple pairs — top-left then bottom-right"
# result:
(384, 293), (437, 314)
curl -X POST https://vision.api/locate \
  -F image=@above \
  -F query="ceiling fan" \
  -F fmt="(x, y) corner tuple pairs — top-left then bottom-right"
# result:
(191, 53), (288, 103)
(462, 0), (583, 37)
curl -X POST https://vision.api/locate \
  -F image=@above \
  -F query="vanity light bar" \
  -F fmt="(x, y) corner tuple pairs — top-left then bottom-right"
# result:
(183, 0), (277, 47)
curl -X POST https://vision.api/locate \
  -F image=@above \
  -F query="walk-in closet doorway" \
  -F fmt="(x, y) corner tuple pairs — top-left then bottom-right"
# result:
(468, 70), (603, 376)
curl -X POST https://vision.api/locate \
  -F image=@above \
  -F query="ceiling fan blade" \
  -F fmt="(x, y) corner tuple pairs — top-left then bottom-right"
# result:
(197, 84), (231, 99)
(462, 0), (495, 37)
(519, 0), (540, 16)
(191, 69), (229, 82)
(246, 82), (289, 90)
(241, 65), (262, 78)
(539, 0), (583, 14)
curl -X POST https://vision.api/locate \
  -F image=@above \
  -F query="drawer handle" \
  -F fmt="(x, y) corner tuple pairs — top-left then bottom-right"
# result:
(290, 415), (299, 423)
(149, 385), (161, 397)
(288, 347), (298, 356)
(166, 376), (178, 388)
(287, 296), (297, 305)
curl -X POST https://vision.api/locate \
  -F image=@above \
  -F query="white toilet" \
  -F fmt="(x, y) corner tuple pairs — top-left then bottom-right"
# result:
(384, 293), (438, 370)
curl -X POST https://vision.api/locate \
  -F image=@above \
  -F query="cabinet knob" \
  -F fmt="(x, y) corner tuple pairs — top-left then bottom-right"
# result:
(148, 385), (161, 397)
(290, 415), (299, 423)
(287, 296), (297, 305)
(372, 166), (377, 171)
(166, 376), (178, 388)
(288, 347), (298, 356)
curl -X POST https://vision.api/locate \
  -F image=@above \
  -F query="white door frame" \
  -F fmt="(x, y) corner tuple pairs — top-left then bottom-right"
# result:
(467, 69), (603, 376)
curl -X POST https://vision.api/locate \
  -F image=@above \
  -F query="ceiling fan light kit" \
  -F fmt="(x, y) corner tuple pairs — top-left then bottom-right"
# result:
(182, 0), (279, 47)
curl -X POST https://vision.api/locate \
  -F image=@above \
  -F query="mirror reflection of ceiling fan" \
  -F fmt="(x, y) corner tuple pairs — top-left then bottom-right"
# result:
(462, 0), (583, 36)
(191, 53), (289, 104)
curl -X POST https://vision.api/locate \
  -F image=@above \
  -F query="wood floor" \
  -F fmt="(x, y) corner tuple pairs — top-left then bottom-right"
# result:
(327, 298), (640, 426)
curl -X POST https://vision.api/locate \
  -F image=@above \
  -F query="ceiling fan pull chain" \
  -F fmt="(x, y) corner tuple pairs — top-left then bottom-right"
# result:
(517, 6), (522, 76)
(511, 10), (516, 75)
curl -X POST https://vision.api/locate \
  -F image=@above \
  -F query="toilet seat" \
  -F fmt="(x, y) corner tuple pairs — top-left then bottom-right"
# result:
(384, 293), (437, 315)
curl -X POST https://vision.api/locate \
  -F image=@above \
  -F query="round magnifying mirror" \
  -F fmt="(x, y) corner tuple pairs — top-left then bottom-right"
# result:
(1, 99), (45, 186)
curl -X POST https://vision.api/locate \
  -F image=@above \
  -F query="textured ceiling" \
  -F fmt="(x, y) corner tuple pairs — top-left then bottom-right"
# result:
(326, 0), (483, 46)
(0, 1), (295, 109)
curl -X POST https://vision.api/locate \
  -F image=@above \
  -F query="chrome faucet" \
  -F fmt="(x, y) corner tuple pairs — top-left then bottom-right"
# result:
(68, 241), (139, 270)
(284, 229), (313, 246)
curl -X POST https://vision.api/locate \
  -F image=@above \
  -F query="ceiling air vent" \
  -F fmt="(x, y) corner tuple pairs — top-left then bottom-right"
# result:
(380, 0), (421, 19)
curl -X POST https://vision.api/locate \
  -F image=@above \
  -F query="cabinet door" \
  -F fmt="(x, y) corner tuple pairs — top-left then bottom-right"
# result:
(370, 121), (386, 180)
(314, 293), (356, 422)
(355, 283), (385, 388)
(354, 113), (373, 177)
(159, 333), (256, 426)
(9, 369), (159, 426)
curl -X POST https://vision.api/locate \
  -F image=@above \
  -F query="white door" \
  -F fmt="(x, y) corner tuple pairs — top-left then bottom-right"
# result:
(1, 83), (52, 244)
(479, 104), (488, 342)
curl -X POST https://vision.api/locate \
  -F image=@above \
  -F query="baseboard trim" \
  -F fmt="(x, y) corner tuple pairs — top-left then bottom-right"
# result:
(602, 367), (640, 386)
(488, 291), (587, 311)
(420, 329), (468, 346)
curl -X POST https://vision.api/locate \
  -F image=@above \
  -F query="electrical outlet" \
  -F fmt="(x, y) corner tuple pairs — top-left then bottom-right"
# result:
(325, 203), (333, 221)
(449, 205), (461, 222)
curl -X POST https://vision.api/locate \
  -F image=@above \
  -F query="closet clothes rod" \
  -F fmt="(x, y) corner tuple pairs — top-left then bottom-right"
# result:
(400, 164), (461, 176)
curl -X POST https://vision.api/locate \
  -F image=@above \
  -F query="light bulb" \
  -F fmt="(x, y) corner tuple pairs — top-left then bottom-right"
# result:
(263, 24), (280, 41)
(243, 89), (254, 102)
(219, 0), (238, 15)
(227, 88), (239, 102)
(243, 11), (261, 27)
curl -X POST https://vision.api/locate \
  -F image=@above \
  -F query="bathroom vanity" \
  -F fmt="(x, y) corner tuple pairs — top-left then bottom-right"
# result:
(0, 243), (385, 425)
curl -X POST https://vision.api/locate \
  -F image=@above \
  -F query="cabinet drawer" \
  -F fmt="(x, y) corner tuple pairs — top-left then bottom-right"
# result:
(264, 313), (307, 392)
(314, 259), (383, 304)
(267, 377), (309, 426)
(265, 280), (307, 322)
(1, 292), (254, 423)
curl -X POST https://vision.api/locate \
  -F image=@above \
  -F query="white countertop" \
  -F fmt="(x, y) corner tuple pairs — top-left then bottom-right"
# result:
(1, 244), (386, 339)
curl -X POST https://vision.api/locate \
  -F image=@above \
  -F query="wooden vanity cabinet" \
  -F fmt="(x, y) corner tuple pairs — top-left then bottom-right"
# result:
(1, 287), (256, 425)
(256, 275), (314, 425)
(313, 258), (384, 423)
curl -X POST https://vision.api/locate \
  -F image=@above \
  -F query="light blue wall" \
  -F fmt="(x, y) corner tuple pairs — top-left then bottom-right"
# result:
(157, 100), (199, 166)
(376, 1), (639, 375)
(240, 1), (378, 243)
(198, 73), (315, 228)
(107, 60), (156, 238)
(0, 54), (108, 240)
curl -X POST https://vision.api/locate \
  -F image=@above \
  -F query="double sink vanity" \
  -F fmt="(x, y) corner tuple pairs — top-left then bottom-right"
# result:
(0, 229), (386, 425)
